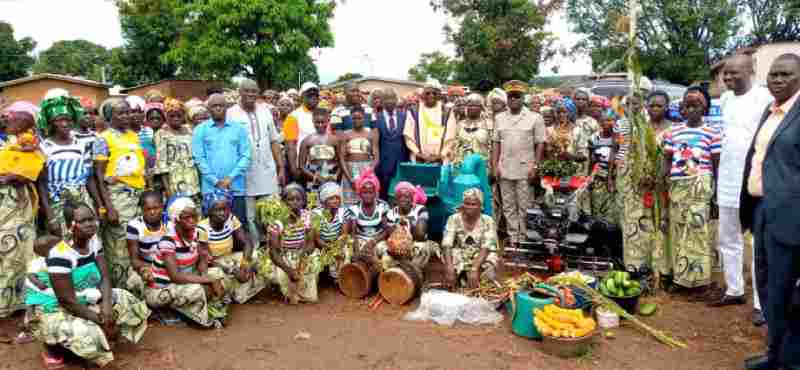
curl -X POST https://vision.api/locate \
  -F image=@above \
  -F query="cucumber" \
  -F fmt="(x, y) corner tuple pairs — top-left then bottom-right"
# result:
(614, 272), (625, 286)
(605, 278), (617, 293)
(639, 303), (658, 316)
(625, 287), (641, 296)
(599, 283), (609, 296)
(622, 280), (634, 289)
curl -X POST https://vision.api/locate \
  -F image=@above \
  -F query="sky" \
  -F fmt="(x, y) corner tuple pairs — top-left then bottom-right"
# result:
(0, 0), (592, 85)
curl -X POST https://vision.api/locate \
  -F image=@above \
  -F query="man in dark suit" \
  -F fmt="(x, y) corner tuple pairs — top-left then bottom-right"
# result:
(740, 53), (800, 370)
(374, 88), (409, 200)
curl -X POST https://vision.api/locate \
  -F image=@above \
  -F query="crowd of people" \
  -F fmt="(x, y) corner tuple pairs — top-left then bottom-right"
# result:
(0, 52), (798, 369)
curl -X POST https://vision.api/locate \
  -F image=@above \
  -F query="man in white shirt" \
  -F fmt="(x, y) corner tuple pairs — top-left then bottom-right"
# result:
(283, 82), (320, 180)
(226, 79), (284, 246)
(708, 55), (773, 328)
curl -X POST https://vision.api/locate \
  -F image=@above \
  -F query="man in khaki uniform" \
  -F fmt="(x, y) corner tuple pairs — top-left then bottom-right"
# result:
(492, 80), (546, 247)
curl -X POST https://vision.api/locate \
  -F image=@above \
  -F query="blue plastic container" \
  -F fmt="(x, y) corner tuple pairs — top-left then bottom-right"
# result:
(508, 290), (554, 339)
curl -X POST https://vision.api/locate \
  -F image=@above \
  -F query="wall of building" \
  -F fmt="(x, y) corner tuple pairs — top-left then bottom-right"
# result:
(124, 80), (225, 101)
(0, 79), (109, 105)
(753, 42), (800, 87)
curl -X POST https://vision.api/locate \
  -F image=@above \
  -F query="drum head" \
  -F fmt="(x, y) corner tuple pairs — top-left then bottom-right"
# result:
(379, 267), (416, 305)
(339, 262), (372, 299)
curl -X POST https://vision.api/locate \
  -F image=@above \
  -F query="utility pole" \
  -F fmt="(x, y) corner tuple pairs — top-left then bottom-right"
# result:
(628, 0), (639, 89)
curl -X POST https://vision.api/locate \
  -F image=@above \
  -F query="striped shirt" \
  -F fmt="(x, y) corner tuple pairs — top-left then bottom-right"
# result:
(74, 130), (96, 154)
(314, 207), (347, 243)
(198, 215), (242, 257)
(346, 200), (392, 240)
(152, 226), (204, 288)
(269, 210), (312, 249)
(46, 236), (103, 275)
(126, 217), (166, 264)
(589, 133), (614, 178)
(40, 137), (93, 202)
(663, 122), (722, 178)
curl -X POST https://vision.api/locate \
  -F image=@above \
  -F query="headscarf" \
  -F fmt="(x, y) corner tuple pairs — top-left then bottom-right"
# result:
(355, 167), (380, 193)
(557, 97), (577, 122)
(164, 98), (185, 113)
(540, 105), (554, 114)
(43, 88), (70, 100)
(187, 105), (209, 121)
(602, 108), (619, 122)
(78, 97), (96, 111)
(144, 89), (165, 103)
(487, 88), (507, 104)
(203, 188), (233, 214)
(461, 188), (484, 209)
(167, 197), (197, 223)
(447, 85), (465, 97)
(100, 97), (126, 123)
(2, 101), (39, 121)
(319, 182), (342, 203)
(591, 95), (610, 109)
(144, 102), (165, 121)
(126, 95), (146, 112)
(37, 96), (84, 135)
(465, 93), (483, 106)
(283, 183), (306, 203)
(394, 181), (427, 206)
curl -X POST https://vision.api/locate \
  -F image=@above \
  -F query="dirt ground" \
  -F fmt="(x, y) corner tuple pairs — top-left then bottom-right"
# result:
(0, 271), (766, 370)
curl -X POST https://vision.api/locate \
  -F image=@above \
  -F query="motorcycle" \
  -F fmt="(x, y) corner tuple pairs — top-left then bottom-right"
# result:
(503, 172), (623, 274)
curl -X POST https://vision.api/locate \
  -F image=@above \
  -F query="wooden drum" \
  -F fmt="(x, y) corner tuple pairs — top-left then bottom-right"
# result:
(338, 257), (379, 299)
(378, 262), (424, 305)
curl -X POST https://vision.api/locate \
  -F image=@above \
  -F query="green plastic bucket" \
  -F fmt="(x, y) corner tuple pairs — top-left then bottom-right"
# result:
(508, 290), (554, 339)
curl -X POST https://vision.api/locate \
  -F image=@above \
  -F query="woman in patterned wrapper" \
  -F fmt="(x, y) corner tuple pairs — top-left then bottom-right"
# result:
(441, 188), (500, 289)
(153, 98), (201, 203)
(30, 200), (149, 369)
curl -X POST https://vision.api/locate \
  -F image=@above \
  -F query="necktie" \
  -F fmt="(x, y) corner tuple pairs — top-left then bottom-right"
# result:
(389, 113), (396, 132)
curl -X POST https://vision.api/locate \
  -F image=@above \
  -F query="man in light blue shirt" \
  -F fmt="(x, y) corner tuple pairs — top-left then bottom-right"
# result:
(192, 93), (252, 223)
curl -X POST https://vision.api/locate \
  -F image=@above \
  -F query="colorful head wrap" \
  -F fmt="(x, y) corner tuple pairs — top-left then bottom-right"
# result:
(144, 89), (165, 103)
(602, 108), (619, 122)
(355, 167), (380, 193)
(462, 188), (484, 208)
(283, 183), (306, 202)
(447, 85), (465, 97)
(394, 181), (427, 206)
(319, 182), (342, 202)
(167, 197), (197, 223)
(2, 101), (39, 120)
(43, 88), (69, 100)
(557, 97), (577, 122)
(487, 88), (507, 104)
(78, 97), (96, 110)
(125, 95), (146, 112)
(100, 97), (127, 123)
(591, 95), (610, 109)
(465, 93), (483, 106)
(502, 80), (529, 94)
(37, 96), (84, 135)
(203, 188), (233, 214)
(164, 98), (185, 113)
(187, 105), (209, 121)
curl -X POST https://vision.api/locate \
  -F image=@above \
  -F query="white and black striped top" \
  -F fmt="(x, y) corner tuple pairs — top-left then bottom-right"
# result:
(346, 200), (392, 241)
(126, 217), (166, 264)
(40, 137), (94, 202)
(46, 236), (103, 275)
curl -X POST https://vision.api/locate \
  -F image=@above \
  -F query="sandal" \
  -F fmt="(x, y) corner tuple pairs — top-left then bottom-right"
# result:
(41, 351), (65, 370)
(14, 331), (34, 345)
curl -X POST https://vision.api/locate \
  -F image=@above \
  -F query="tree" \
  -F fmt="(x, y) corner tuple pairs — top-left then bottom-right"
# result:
(736, 0), (800, 47)
(407, 51), (456, 83)
(0, 22), (36, 82)
(162, 0), (335, 90)
(32, 40), (109, 82)
(333, 72), (364, 83)
(431, 0), (562, 88)
(566, 0), (741, 85)
(112, 0), (183, 86)
(272, 55), (320, 90)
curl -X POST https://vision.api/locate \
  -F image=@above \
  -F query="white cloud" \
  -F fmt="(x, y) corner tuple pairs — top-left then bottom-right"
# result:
(0, 0), (124, 53)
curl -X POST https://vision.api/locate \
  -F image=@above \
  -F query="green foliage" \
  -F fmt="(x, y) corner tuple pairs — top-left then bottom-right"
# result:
(162, 0), (335, 90)
(0, 22), (36, 82)
(432, 0), (560, 88)
(333, 72), (364, 84)
(407, 51), (456, 83)
(32, 40), (109, 82)
(566, 0), (740, 85)
(112, 0), (183, 86)
(735, 0), (800, 47)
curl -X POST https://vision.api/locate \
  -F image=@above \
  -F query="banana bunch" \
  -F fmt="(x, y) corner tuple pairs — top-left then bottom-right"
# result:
(534, 304), (596, 338)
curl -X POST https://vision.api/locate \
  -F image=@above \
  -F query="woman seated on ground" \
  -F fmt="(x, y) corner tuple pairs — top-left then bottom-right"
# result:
(269, 184), (323, 304)
(125, 190), (167, 298)
(31, 200), (149, 369)
(200, 189), (271, 304)
(441, 188), (500, 289)
(379, 181), (437, 270)
(314, 182), (351, 281)
(144, 197), (228, 328)
(345, 169), (393, 269)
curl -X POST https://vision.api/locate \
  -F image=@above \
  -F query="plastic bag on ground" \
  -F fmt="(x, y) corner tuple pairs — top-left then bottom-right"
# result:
(403, 289), (503, 327)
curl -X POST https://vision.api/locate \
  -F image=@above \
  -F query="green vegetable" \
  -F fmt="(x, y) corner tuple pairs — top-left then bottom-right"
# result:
(625, 287), (641, 297)
(639, 303), (658, 316)
(614, 272), (625, 286)
(599, 283), (609, 296)
(605, 278), (617, 293)
(623, 280), (635, 289)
